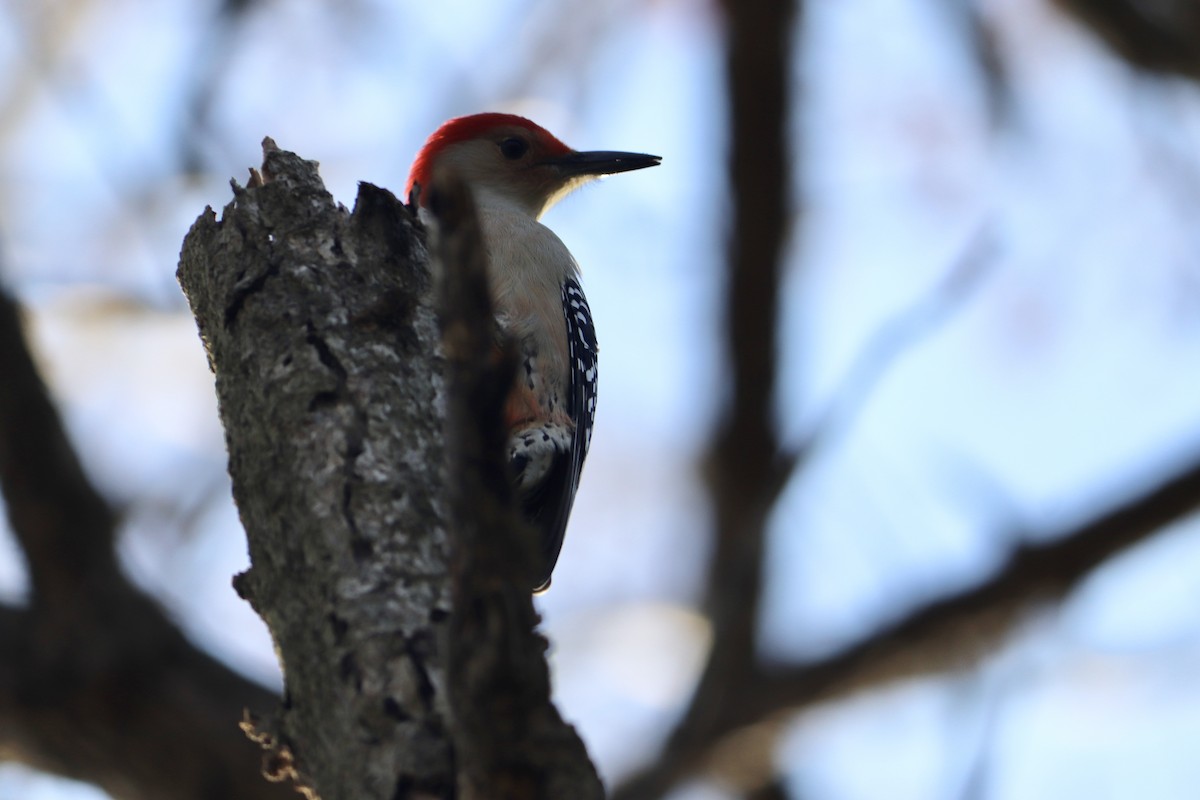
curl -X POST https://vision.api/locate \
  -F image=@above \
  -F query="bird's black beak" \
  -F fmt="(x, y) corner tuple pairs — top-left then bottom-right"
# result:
(550, 150), (662, 177)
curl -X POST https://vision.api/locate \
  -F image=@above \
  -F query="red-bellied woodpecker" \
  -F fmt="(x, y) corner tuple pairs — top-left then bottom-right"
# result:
(405, 112), (660, 591)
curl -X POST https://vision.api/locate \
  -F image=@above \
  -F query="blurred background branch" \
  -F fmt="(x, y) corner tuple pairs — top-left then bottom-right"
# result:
(1054, 0), (1200, 80)
(0, 286), (291, 800)
(2, 0), (1200, 798)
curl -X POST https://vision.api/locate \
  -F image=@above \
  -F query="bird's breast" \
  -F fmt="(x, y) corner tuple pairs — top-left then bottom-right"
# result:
(477, 207), (578, 413)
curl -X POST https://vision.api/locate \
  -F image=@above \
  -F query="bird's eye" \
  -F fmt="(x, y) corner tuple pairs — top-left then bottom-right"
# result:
(499, 137), (529, 160)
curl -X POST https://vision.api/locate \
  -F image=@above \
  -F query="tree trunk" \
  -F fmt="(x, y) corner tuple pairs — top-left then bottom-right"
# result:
(176, 140), (601, 800)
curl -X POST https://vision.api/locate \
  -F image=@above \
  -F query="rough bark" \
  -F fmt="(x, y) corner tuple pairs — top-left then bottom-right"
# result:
(176, 141), (601, 800)
(177, 141), (453, 799)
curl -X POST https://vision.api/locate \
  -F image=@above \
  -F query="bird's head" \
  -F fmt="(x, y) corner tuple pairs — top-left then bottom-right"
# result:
(406, 112), (660, 219)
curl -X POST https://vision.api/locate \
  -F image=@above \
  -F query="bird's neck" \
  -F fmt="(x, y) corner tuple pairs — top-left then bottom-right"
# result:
(472, 185), (549, 220)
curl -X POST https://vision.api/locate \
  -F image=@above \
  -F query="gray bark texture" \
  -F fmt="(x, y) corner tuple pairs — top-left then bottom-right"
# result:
(176, 140), (601, 800)
(178, 140), (452, 798)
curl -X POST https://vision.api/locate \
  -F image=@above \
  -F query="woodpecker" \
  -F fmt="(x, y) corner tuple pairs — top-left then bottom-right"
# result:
(406, 112), (660, 591)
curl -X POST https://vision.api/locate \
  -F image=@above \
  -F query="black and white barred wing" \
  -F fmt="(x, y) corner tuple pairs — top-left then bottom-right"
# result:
(531, 278), (598, 590)
(563, 279), (598, 461)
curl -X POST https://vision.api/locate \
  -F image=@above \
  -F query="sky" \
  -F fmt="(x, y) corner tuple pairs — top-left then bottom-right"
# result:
(2, 0), (1200, 797)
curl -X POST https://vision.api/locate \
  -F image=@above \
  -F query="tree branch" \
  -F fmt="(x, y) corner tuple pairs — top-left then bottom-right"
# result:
(0, 287), (118, 622)
(612, 451), (1200, 799)
(687, 0), (797, 751)
(1053, 0), (1200, 81)
(755, 451), (1200, 713)
(0, 285), (294, 800)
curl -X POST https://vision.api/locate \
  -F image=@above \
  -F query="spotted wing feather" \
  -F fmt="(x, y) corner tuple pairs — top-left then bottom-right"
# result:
(529, 279), (597, 590)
